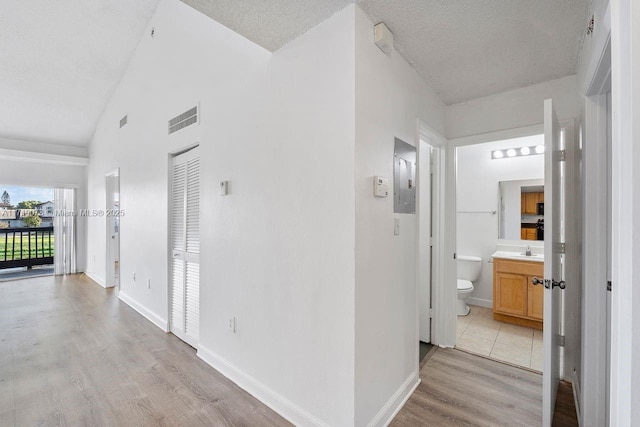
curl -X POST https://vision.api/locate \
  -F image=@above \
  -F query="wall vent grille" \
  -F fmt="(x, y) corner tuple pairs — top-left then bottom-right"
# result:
(169, 106), (198, 134)
(120, 115), (128, 128)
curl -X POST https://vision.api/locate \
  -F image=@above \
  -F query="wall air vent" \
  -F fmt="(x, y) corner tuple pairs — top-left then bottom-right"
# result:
(120, 115), (128, 128)
(168, 106), (198, 135)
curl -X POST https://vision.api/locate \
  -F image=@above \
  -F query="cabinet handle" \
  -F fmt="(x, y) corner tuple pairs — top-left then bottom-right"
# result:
(531, 277), (544, 286)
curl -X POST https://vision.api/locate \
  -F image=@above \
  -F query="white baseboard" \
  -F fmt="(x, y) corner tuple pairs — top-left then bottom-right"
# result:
(118, 291), (169, 332)
(197, 344), (328, 427)
(367, 373), (420, 427)
(83, 271), (106, 288)
(468, 297), (493, 309)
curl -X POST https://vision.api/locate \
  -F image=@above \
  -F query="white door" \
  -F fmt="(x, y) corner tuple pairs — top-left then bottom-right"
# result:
(542, 99), (565, 425)
(170, 147), (200, 348)
(418, 140), (432, 342)
(106, 173), (120, 288)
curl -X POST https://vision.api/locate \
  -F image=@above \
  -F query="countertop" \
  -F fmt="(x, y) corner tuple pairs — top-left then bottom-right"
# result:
(491, 251), (544, 263)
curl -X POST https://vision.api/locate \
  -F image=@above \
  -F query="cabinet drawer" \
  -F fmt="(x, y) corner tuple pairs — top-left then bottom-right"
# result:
(494, 258), (543, 277)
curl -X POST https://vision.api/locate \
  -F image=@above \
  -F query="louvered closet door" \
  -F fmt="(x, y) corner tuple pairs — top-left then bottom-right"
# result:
(170, 147), (200, 348)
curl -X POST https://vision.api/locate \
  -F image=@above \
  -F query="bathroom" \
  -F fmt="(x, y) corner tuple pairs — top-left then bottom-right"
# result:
(455, 133), (545, 371)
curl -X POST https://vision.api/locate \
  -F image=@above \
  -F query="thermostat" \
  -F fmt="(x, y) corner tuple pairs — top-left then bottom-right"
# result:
(374, 176), (389, 197)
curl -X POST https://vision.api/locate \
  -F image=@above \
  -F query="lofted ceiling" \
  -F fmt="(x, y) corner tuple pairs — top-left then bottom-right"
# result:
(0, 0), (161, 146)
(184, 0), (590, 105)
(1, 0), (589, 147)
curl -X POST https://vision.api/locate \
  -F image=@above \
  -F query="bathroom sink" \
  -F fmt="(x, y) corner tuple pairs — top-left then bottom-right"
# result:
(491, 251), (544, 262)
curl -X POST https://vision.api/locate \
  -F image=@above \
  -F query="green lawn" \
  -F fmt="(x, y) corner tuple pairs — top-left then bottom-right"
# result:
(0, 232), (54, 260)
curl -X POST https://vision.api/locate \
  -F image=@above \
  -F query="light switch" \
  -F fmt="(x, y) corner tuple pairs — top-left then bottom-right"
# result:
(220, 180), (229, 195)
(394, 218), (400, 235)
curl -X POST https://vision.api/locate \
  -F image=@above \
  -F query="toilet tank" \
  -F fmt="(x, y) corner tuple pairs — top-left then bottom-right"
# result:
(457, 255), (482, 281)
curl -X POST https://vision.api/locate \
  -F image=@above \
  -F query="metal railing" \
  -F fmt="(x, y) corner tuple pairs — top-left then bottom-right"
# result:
(0, 226), (54, 269)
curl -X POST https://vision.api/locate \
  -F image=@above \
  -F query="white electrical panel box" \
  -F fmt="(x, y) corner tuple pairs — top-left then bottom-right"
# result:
(374, 176), (389, 197)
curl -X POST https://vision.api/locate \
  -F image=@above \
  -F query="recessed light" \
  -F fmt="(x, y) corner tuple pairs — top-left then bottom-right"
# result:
(507, 149), (517, 157)
(493, 150), (504, 159)
(520, 147), (530, 155)
(535, 145), (545, 154)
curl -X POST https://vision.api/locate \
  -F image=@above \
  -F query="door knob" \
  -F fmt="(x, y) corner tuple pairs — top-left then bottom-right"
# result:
(531, 277), (544, 286)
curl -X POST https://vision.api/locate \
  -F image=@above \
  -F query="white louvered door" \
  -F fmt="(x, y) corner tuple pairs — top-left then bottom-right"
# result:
(170, 147), (200, 348)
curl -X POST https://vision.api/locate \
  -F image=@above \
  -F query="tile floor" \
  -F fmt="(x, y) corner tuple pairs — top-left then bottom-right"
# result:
(456, 305), (543, 371)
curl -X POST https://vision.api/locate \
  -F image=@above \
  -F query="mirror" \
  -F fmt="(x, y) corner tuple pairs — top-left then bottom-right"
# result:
(498, 179), (544, 240)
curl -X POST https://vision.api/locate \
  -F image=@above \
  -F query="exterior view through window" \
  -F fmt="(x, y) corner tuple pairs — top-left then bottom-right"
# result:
(0, 186), (55, 280)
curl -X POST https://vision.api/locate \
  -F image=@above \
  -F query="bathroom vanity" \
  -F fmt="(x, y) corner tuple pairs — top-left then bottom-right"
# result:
(491, 251), (544, 330)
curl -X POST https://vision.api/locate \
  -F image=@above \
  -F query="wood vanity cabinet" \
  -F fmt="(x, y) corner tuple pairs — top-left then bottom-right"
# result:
(493, 257), (544, 329)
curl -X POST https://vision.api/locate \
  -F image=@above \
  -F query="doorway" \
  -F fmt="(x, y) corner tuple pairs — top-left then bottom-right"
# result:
(453, 134), (545, 371)
(581, 36), (612, 426)
(169, 146), (200, 348)
(416, 120), (447, 364)
(105, 171), (120, 289)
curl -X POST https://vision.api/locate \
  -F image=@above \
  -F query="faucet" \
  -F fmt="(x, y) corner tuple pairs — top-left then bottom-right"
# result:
(525, 246), (532, 256)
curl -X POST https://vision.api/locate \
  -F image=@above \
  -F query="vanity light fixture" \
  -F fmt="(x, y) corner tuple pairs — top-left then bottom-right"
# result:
(491, 145), (545, 160)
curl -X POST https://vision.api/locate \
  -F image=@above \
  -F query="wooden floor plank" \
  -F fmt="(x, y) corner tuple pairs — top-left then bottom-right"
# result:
(392, 348), (543, 426)
(0, 274), (291, 427)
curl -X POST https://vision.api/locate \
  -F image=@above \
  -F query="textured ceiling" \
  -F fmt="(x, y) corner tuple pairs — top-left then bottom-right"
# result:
(184, 0), (589, 105)
(180, 0), (353, 52)
(357, 0), (590, 104)
(0, 0), (161, 146)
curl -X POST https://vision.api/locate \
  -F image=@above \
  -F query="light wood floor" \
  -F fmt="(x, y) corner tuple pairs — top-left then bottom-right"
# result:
(392, 348), (543, 426)
(0, 274), (290, 426)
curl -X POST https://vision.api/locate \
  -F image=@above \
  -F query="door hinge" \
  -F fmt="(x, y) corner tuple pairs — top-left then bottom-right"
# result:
(558, 335), (565, 347)
(428, 308), (433, 318)
(607, 281), (612, 292)
(556, 150), (566, 162)
(554, 242), (566, 254)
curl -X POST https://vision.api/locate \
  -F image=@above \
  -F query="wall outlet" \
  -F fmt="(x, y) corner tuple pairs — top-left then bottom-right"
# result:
(147, 278), (151, 289)
(132, 272), (136, 281)
(228, 316), (236, 333)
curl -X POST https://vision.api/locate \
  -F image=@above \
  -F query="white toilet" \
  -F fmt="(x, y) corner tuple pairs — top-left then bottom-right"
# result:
(457, 255), (482, 316)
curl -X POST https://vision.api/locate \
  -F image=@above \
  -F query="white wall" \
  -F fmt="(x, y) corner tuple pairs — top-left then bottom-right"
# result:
(446, 75), (578, 140)
(354, 6), (446, 426)
(456, 135), (544, 307)
(87, 1), (355, 425)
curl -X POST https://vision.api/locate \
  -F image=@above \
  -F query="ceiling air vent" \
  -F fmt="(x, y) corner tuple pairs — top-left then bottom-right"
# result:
(168, 106), (198, 135)
(120, 115), (128, 128)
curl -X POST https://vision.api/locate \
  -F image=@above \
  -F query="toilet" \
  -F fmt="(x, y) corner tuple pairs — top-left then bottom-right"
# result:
(457, 255), (482, 316)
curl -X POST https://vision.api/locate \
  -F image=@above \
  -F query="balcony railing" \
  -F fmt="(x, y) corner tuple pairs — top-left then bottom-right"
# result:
(0, 227), (54, 270)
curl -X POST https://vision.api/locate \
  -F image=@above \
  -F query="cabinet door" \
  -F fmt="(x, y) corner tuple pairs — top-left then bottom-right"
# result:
(521, 228), (527, 240)
(527, 275), (544, 320)
(526, 228), (537, 240)
(537, 191), (544, 203)
(521, 193), (526, 214)
(524, 193), (538, 214)
(494, 273), (527, 316)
